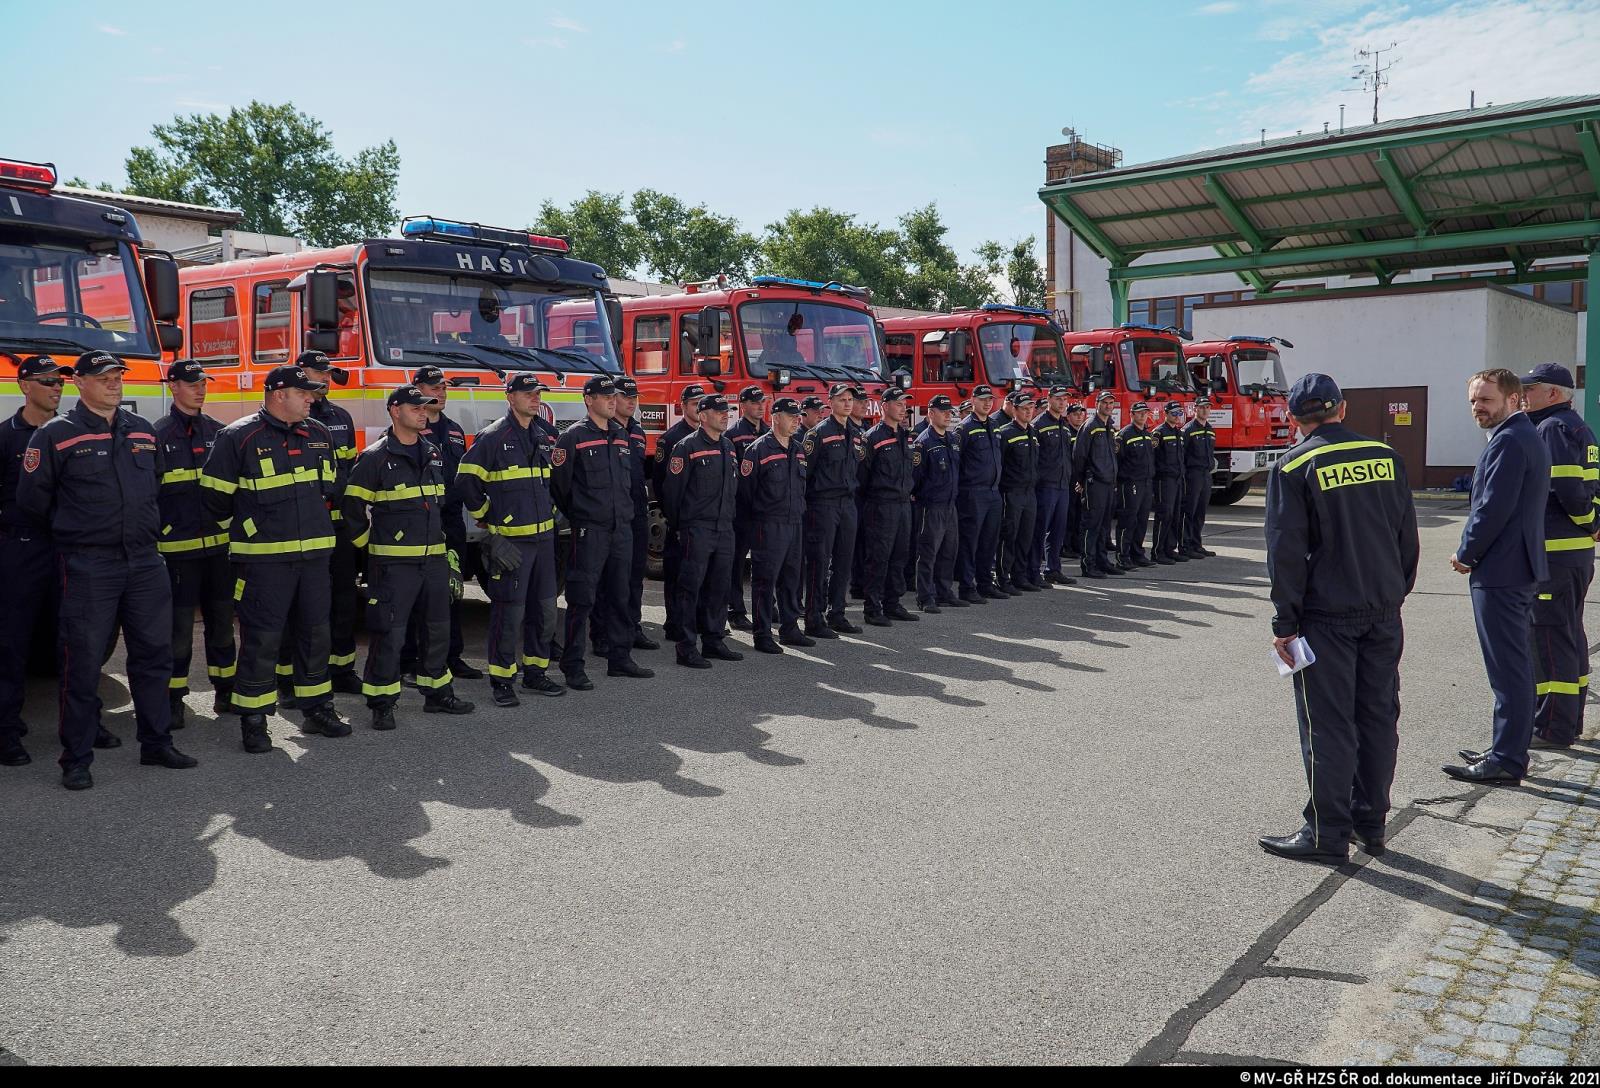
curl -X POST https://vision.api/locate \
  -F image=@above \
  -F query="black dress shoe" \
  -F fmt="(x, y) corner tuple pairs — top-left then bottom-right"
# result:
(1016, 582), (1042, 592)
(1082, 570), (1107, 579)
(522, 672), (567, 697)
(331, 672), (363, 696)
(1197, 547), (1216, 557)
(633, 632), (661, 651)
(865, 613), (892, 627)
(805, 623), (839, 640)
(140, 745), (198, 769)
(920, 601), (942, 614)
(302, 705), (352, 738)
(1134, 556), (1156, 568)
(241, 715), (273, 754)
(491, 681), (521, 707)
(424, 693), (475, 715)
(1054, 575), (1077, 586)
(169, 692), (187, 730)
(780, 627), (816, 648)
(1259, 827), (1349, 863)
(0, 739), (31, 767)
(677, 648), (713, 669)
(1169, 553), (1190, 563)
(607, 660), (655, 679)
(564, 672), (595, 692)
(754, 638), (784, 655)
(1458, 748), (1488, 764)
(371, 707), (398, 731)
(94, 726), (122, 750)
(1353, 829), (1387, 856)
(448, 658), (485, 680)
(828, 616), (862, 634)
(1530, 734), (1571, 750)
(1102, 565), (1125, 576)
(728, 614), (754, 631)
(1154, 556), (1176, 566)
(62, 766), (93, 791)
(886, 604), (918, 621)
(702, 641), (744, 662)
(1444, 758), (1521, 785)
(940, 596), (970, 608)
(960, 589), (987, 605)
(983, 587), (1009, 600)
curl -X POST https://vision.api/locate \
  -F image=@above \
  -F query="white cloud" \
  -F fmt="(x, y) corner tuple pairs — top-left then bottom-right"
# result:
(1196, 2), (1241, 13)
(550, 16), (587, 32)
(97, 23), (127, 36)
(1233, 0), (1600, 141)
(176, 98), (229, 112)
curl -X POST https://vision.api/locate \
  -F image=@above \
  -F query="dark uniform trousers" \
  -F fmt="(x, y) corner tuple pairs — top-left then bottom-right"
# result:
(364, 556), (453, 707)
(1033, 485), (1071, 577)
(485, 537), (557, 682)
(1117, 480), (1154, 562)
(0, 532), (55, 744)
(235, 558), (332, 715)
(592, 510), (648, 650)
(277, 538), (357, 688)
(1181, 471), (1211, 551)
(997, 490), (1037, 589)
(862, 501), (913, 616)
(804, 497), (857, 624)
(663, 527), (685, 640)
(675, 522), (733, 649)
(1151, 476), (1184, 558)
(1474, 583), (1538, 777)
(1532, 559), (1593, 745)
(1293, 613), (1404, 849)
(1080, 483), (1115, 575)
(563, 524), (632, 674)
(956, 492), (1001, 593)
(58, 548), (176, 769)
(848, 491), (866, 597)
(1064, 488), (1083, 558)
(917, 503), (959, 605)
(402, 553), (466, 671)
(167, 553), (236, 695)
(730, 516), (755, 621)
(750, 519), (802, 639)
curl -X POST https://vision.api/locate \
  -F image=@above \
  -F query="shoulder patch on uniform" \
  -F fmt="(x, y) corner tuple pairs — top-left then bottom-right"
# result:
(802, 434), (816, 456)
(655, 446), (667, 461)
(551, 447), (567, 467)
(740, 458), (753, 477)
(911, 448), (923, 466)
(22, 447), (40, 474)
(669, 456), (684, 475)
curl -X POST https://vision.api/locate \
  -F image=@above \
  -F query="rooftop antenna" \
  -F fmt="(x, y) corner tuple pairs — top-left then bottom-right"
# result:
(1353, 41), (1400, 124)
(1260, 128), (1266, 146)
(1470, 90), (1476, 109)
(1339, 104), (1346, 133)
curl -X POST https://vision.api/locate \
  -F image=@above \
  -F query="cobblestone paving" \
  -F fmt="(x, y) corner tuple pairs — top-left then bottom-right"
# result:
(1350, 756), (1600, 1065)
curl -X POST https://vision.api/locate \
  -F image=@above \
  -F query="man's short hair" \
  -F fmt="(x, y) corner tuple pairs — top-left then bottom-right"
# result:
(1468, 368), (1522, 398)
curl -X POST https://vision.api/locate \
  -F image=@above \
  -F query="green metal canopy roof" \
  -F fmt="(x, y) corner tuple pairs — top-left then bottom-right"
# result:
(1038, 95), (1600, 291)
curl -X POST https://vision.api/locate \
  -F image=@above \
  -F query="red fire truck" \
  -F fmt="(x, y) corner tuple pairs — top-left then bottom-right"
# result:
(618, 275), (892, 453)
(1057, 322), (1199, 427)
(1183, 334), (1294, 504)
(879, 303), (1066, 421)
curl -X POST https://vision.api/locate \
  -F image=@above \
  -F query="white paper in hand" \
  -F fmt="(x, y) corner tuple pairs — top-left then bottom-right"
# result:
(1272, 636), (1316, 678)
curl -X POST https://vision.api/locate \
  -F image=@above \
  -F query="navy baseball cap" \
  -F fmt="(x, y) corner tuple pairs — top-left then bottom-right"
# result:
(296, 350), (333, 371)
(1096, 391), (1117, 404)
(850, 385), (868, 398)
(73, 351), (128, 377)
(799, 395), (825, 411)
(165, 359), (210, 384)
(615, 376), (639, 396)
(698, 394), (730, 413)
(1007, 390), (1034, 406)
(386, 384), (438, 410)
(680, 383), (707, 402)
(1131, 401), (1150, 413)
(829, 383), (854, 397)
(1165, 402), (1184, 416)
(413, 365), (447, 385)
(971, 384), (995, 398)
(1066, 402), (1087, 414)
(505, 373), (547, 394)
(264, 364), (326, 392)
(1287, 373), (1343, 416)
(18, 356), (65, 381)
(772, 397), (801, 416)
(1049, 385), (1072, 397)
(1518, 362), (1574, 389)
(928, 394), (955, 411)
(881, 387), (908, 403)
(583, 375), (619, 396)
(1194, 395), (1211, 407)
(738, 385), (766, 403)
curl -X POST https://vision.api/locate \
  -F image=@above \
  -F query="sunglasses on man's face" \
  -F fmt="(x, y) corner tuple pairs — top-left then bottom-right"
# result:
(25, 377), (65, 388)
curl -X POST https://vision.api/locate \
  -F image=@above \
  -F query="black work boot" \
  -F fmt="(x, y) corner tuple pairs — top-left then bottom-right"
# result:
(241, 715), (273, 754)
(168, 691), (187, 730)
(302, 704), (352, 738)
(371, 706), (397, 731)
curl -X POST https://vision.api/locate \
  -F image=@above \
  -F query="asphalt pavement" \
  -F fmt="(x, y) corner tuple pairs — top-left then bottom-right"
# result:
(2, 494), (1595, 1064)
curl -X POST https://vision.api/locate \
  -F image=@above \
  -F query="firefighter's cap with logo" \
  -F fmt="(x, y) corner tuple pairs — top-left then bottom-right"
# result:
(73, 351), (128, 378)
(386, 384), (438, 410)
(771, 397), (801, 416)
(165, 359), (211, 384)
(1287, 373), (1342, 417)
(505, 372), (548, 394)
(17, 356), (66, 381)
(264, 364), (327, 392)
(738, 385), (766, 403)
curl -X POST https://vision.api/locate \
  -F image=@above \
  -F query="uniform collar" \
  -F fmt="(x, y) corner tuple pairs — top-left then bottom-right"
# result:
(383, 427), (429, 456)
(69, 402), (116, 433)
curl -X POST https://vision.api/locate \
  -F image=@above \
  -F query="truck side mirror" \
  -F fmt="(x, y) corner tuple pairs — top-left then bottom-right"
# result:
(306, 270), (340, 331)
(144, 256), (180, 323)
(604, 296), (624, 350)
(696, 357), (720, 378)
(1212, 376), (1227, 393)
(695, 308), (721, 357)
(307, 330), (339, 354)
(158, 324), (184, 352)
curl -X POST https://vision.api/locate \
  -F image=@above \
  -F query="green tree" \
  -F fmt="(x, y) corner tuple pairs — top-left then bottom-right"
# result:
(759, 207), (906, 303)
(631, 189), (760, 284)
(531, 191), (643, 279)
(896, 204), (998, 311)
(1004, 236), (1048, 309)
(123, 101), (399, 247)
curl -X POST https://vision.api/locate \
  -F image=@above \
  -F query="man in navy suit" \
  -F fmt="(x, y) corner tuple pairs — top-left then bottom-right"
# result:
(1444, 368), (1550, 785)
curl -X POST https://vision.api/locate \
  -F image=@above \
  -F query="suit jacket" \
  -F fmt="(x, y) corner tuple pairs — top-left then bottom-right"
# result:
(1458, 411), (1550, 588)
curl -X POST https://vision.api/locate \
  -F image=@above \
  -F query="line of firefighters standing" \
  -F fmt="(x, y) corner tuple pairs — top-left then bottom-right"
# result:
(0, 350), (1226, 788)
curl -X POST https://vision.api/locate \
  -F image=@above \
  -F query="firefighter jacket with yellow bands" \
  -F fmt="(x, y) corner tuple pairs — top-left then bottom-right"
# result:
(1529, 401), (1600, 565)
(454, 411), (555, 539)
(199, 408), (339, 562)
(309, 397), (358, 525)
(153, 406), (228, 557)
(341, 430), (449, 560)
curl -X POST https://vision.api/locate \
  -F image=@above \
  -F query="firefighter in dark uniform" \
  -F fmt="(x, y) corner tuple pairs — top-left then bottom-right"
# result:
(801, 384), (865, 637)
(1032, 386), (1077, 586)
(0, 356), (65, 767)
(662, 393), (742, 667)
(297, 351), (362, 694)
(847, 385), (872, 601)
(1517, 363), (1600, 749)
(19, 352), (199, 789)
(202, 363), (348, 752)
(726, 385), (769, 630)
(456, 373), (563, 707)
(1115, 402), (1156, 569)
(1150, 401), (1190, 564)
(153, 360), (235, 726)
(797, 395), (827, 440)
(651, 383), (705, 643)
(1181, 397), (1218, 558)
(1261, 373), (1419, 863)
(913, 394), (964, 613)
(343, 385), (475, 730)
(1073, 392), (1120, 579)
(551, 375), (655, 688)
(739, 396), (809, 654)
(857, 387), (918, 626)
(995, 391), (1042, 593)
(591, 376), (658, 655)
(400, 365), (482, 681)
(956, 385), (1004, 603)
(1062, 402), (1088, 561)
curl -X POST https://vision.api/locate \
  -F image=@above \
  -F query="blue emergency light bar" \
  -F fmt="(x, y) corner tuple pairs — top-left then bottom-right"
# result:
(1119, 322), (1192, 340)
(401, 217), (570, 253)
(750, 275), (871, 301)
(980, 302), (1052, 318)
(1228, 334), (1294, 348)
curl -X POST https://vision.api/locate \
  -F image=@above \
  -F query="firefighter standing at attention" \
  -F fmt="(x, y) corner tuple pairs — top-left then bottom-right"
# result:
(296, 350), (362, 696)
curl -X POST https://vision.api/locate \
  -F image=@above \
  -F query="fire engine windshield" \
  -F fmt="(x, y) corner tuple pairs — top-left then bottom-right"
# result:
(1119, 337), (1192, 393)
(1232, 348), (1287, 394)
(365, 269), (619, 374)
(738, 300), (883, 382)
(978, 322), (1068, 386)
(0, 229), (158, 357)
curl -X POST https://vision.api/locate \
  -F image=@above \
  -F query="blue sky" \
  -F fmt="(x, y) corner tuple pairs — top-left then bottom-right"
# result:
(5, 0), (1598, 267)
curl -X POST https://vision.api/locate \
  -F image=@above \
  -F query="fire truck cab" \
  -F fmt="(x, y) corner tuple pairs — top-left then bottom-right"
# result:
(174, 216), (624, 441)
(1183, 334), (1294, 504)
(879, 303), (1066, 421)
(1057, 323), (1198, 427)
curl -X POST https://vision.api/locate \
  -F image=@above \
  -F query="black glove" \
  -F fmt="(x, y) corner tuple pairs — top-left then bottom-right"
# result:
(482, 532), (522, 576)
